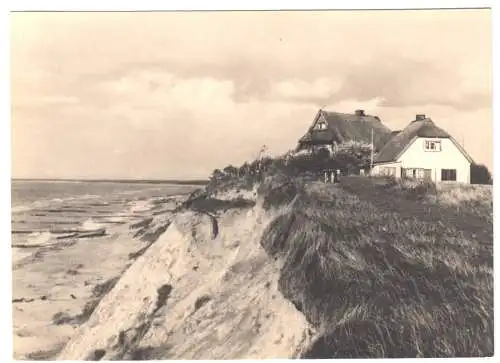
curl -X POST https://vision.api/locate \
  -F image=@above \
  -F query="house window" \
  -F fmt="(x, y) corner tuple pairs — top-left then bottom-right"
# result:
(381, 167), (396, 176)
(441, 169), (457, 181)
(314, 122), (327, 131)
(424, 140), (442, 152)
(403, 168), (432, 180)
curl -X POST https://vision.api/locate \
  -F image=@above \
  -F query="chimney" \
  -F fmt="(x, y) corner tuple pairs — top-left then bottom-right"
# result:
(416, 114), (426, 121)
(355, 109), (365, 116)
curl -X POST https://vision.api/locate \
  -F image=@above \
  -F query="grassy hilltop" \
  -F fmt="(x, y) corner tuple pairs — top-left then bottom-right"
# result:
(54, 148), (493, 359)
(197, 167), (493, 358)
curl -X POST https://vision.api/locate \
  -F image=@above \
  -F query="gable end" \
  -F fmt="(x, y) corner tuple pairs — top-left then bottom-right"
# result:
(396, 136), (474, 164)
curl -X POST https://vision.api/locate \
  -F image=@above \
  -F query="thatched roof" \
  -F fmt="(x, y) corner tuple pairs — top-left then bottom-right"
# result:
(298, 109), (393, 151)
(375, 117), (474, 163)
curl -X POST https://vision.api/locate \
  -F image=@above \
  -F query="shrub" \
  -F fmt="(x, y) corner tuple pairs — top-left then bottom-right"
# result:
(471, 164), (493, 185)
(207, 141), (374, 194)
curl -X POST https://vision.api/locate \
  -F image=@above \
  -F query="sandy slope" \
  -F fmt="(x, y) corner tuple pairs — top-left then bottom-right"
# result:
(58, 199), (313, 360)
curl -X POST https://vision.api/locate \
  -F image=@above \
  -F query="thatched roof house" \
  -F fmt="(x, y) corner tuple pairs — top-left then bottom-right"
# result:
(372, 114), (474, 183)
(375, 115), (473, 164)
(297, 109), (393, 152)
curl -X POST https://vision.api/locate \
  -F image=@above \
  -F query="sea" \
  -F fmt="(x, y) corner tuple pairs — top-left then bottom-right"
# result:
(11, 180), (201, 263)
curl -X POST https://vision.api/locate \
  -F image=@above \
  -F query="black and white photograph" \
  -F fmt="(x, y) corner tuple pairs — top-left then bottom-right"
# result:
(6, 3), (494, 360)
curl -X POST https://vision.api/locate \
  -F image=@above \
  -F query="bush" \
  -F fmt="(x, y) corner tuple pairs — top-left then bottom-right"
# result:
(206, 141), (374, 194)
(471, 164), (493, 185)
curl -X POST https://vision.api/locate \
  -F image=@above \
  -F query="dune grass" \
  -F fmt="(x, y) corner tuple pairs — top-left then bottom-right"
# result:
(258, 175), (493, 358)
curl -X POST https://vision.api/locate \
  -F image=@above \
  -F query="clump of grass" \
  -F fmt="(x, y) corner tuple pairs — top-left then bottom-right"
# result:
(153, 284), (173, 314)
(52, 311), (77, 325)
(134, 221), (171, 243)
(187, 196), (256, 214)
(86, 349), (106, 361)
(194, 295), (212, 312)
(91, 277), (120, 299)
(130, 217), (153, 231)
(257, 172), (302, 210)
(397, 179), (437, 200)
(83, 277), (122, 324)
(371, 176), (437, 200)
(260, 176), (493, 358)
(52, 276), (122, 326)
(433, 184), (492, 209)
(126, 344), (172, 360)
(128, 245), (151, 260)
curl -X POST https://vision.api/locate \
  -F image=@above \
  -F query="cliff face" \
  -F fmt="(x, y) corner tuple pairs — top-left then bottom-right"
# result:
(57, 175), (493, 359)
(58, 189), (313, 360)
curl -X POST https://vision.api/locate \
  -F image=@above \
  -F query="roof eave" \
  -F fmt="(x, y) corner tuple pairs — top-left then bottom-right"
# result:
(449, 136), (475, 164)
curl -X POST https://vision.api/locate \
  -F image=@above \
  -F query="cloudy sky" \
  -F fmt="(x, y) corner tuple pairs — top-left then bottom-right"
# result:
(11, 9), (491, 179)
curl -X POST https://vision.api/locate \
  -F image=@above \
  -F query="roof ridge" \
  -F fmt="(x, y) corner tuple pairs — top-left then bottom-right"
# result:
(323, 110), (379, 119)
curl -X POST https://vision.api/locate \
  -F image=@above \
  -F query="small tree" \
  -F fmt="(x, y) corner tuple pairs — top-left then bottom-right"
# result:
(239, 162), (251, 176)
(223, 165), (238, 177)
(210, 168), (224, 181)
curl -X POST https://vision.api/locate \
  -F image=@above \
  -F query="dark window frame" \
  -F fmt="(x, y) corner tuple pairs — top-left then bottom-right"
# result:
(424, 139), (442, 152)
(441, 169), (457, 181)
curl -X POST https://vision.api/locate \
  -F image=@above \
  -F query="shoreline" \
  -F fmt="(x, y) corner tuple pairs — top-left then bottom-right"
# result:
(12, 178), (208, 186)
(12, 175), (493, 359)
(11, 191), (194, 360)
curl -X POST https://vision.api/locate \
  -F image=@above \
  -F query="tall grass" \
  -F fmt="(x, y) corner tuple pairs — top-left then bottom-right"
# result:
(259, 175), (493, 358)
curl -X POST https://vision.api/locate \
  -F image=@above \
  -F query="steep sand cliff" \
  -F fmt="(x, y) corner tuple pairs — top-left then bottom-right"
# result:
(56, 176), (493, 359)
(58, 190), (313, 360)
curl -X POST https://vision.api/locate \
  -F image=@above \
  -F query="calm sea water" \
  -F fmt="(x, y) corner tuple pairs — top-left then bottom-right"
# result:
(11, 180), (200, 254)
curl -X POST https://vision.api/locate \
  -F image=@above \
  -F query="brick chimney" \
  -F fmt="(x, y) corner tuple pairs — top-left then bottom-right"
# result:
(355, 109), (365, 116)
(416, 114), (426, 121)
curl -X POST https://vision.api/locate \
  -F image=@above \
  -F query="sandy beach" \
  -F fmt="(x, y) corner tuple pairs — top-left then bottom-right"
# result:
(11, 183), (197, 360)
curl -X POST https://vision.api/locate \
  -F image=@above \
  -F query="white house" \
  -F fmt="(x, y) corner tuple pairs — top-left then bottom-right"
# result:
(371, 114), (474, 183)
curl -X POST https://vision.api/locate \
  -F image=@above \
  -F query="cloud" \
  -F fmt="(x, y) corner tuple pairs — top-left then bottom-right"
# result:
(10, 10), (492, 178)
(333, 58), (490, 111)
(97, 51), (489, 112)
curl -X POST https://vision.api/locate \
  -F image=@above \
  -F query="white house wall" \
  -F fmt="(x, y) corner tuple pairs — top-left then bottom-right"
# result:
(397, 137), (471, 183)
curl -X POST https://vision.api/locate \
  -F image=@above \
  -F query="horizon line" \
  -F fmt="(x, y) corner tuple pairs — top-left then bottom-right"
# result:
(11, 177), (208, 183)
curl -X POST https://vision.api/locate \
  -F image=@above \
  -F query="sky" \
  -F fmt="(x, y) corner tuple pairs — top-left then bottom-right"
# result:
(10, 9), (492, 179)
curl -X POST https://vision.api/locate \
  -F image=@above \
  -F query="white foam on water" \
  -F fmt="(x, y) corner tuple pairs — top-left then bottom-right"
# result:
(49, 198), (65, 203)
(106, 215), (127, 223)
(81, 219), (104, 231)
(25, 231), (53, 247)
(11, 205), (32, 213)
(127, 200), (153, 213)
(12, 194), (102, 214)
